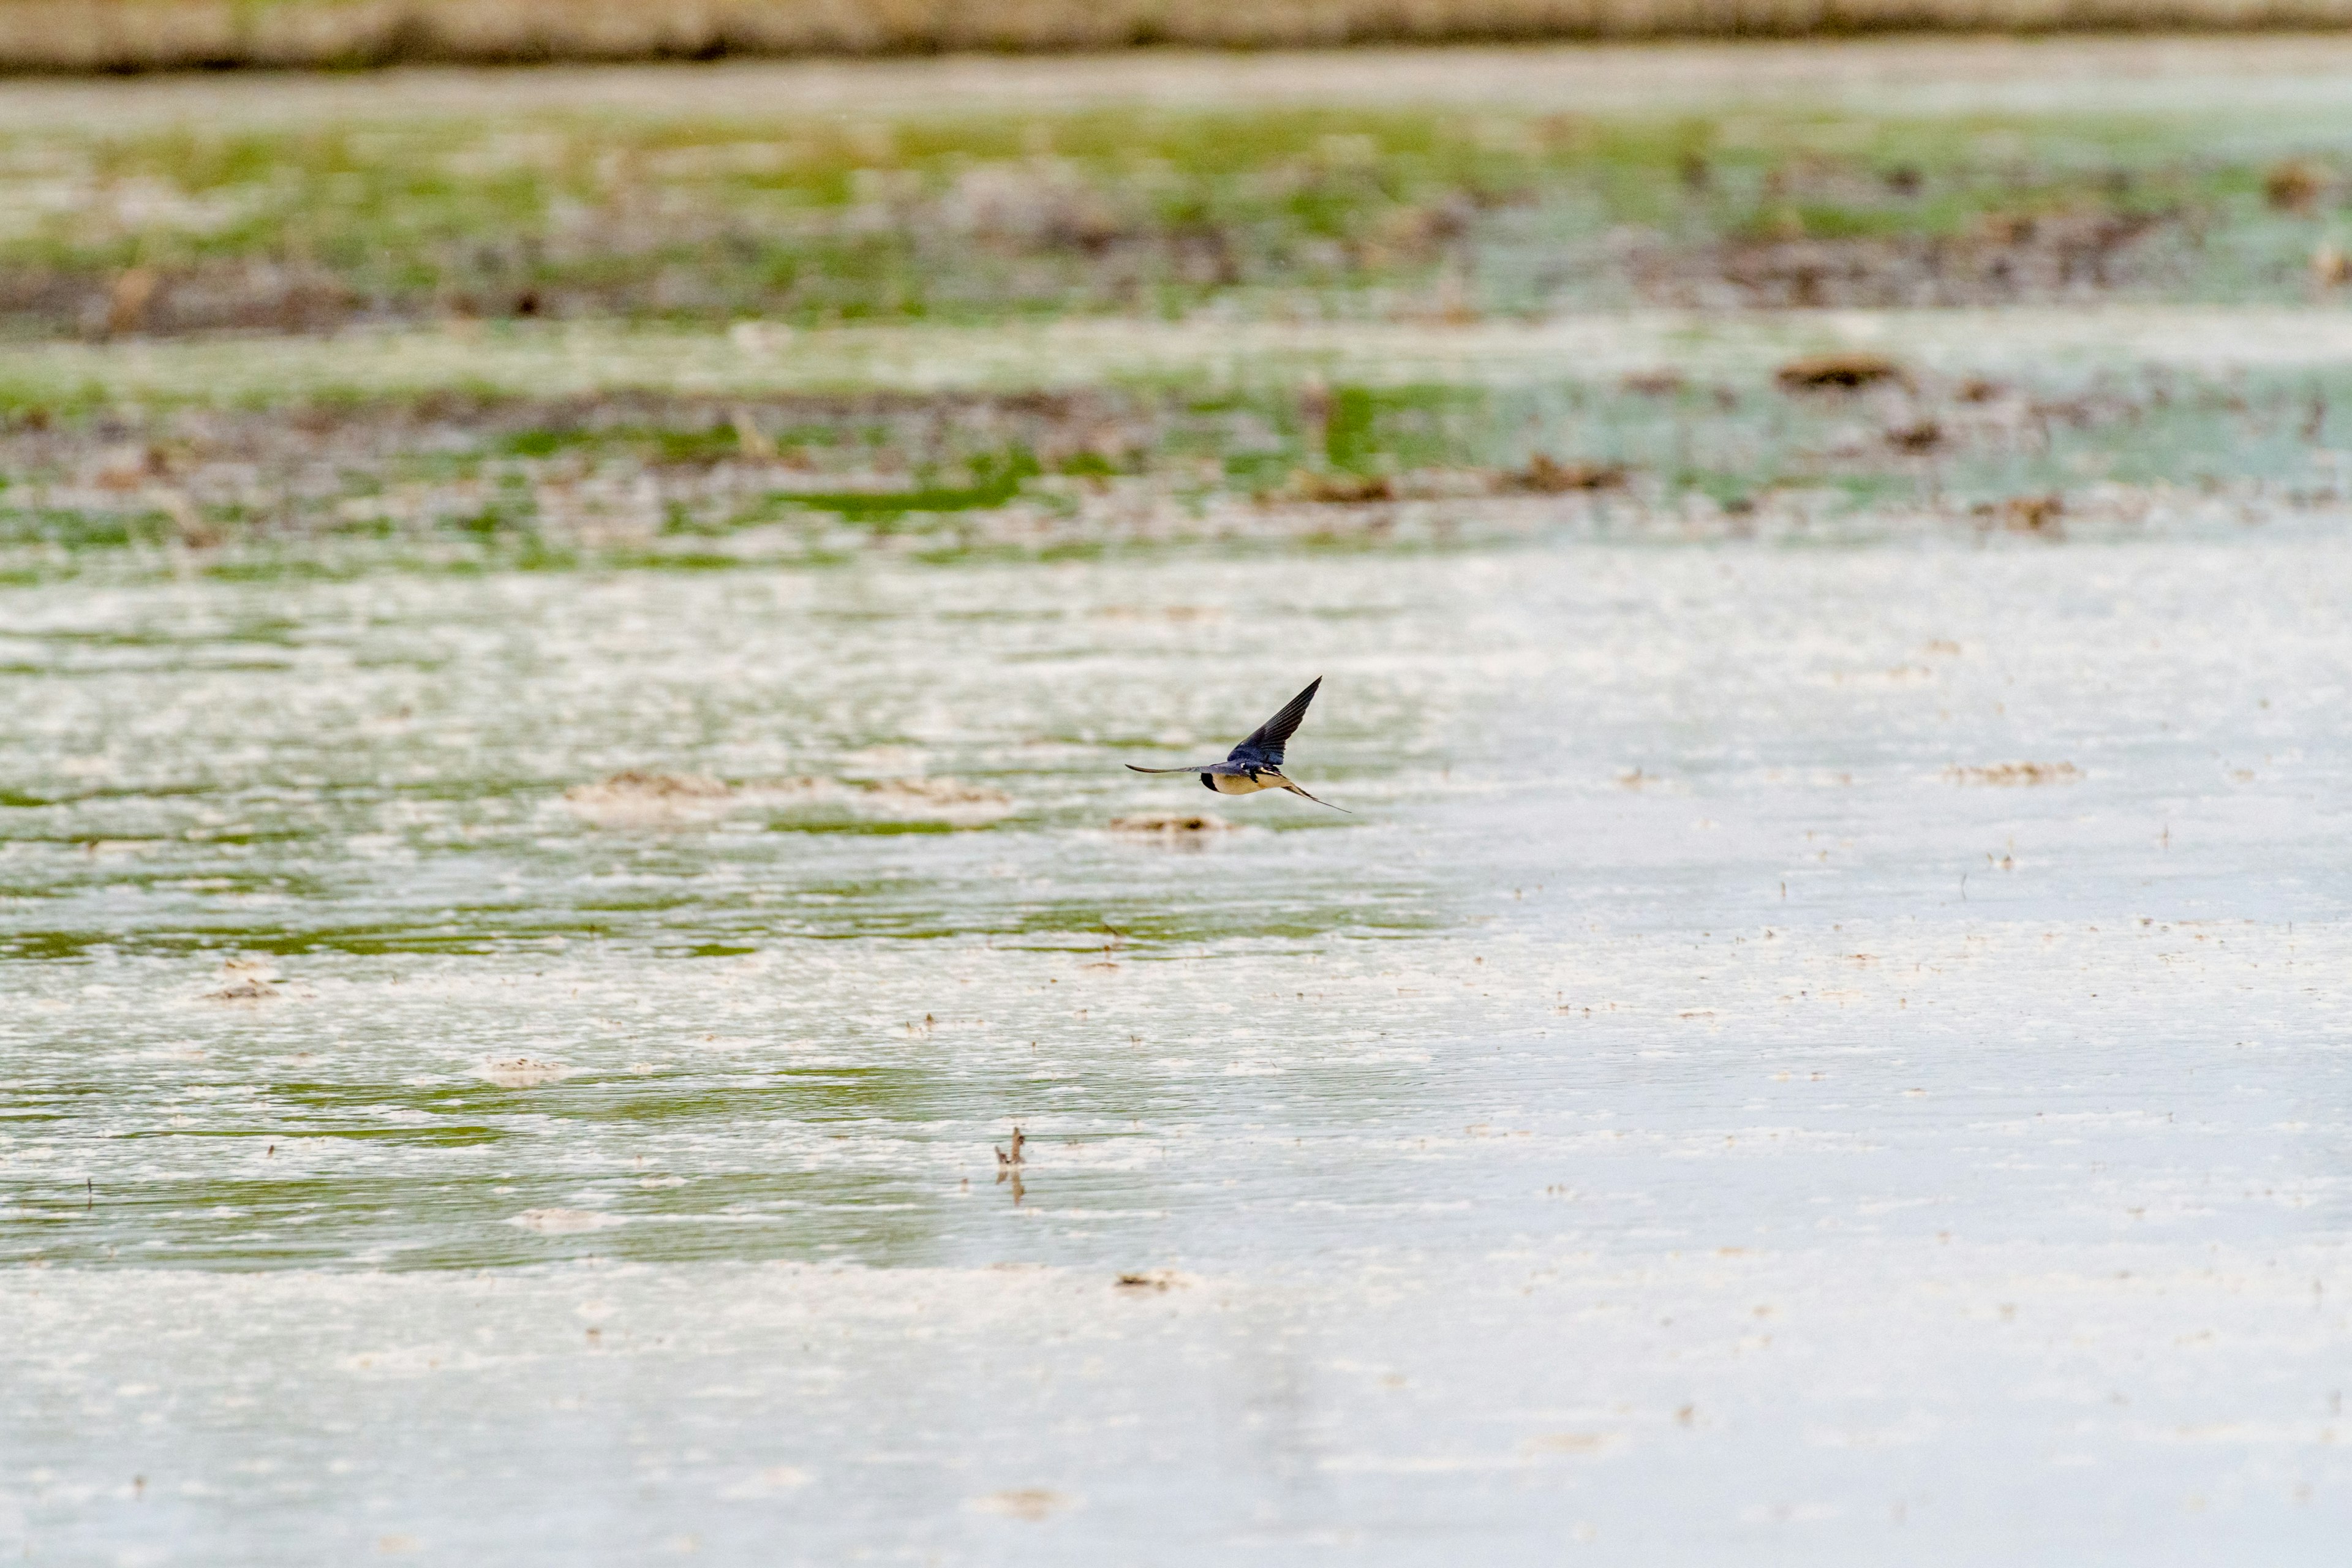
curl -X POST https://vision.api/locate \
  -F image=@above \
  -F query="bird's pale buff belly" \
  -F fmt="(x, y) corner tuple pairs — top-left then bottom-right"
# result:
(1204, 771), (1281, 795)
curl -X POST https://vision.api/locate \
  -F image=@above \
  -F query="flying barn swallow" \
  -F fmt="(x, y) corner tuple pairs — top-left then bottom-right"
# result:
(1126, 677), (1350, 812)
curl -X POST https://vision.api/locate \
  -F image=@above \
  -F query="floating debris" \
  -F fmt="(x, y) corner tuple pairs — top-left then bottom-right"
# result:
(1974, 494), (2065, 533)
(1113, 1270), (1192, 1292)
(1281, 470), (1393, 504)
(1107, 813), (1234, 835)
(562, 771), (742, 826)
(1498, 454), (1626, 494)
(1945, 761), (2082, 786)
(478, 1057), (573, 1087)
(2265, 160), (2331, 213)
(970, 1488), (1073, 1521)
(1885, 419), (1943, 453)
(1776, 352), (1905, 390)
(1620, 368), (1687, 397)
(202, 957), (283, 1003)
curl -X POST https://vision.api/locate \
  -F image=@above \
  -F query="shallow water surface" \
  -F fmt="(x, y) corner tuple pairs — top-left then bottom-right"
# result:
(3, 532), (2349, 1562)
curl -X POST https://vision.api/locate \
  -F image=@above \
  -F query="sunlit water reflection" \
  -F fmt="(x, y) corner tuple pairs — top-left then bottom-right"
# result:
(4, 530), (2348, 1562)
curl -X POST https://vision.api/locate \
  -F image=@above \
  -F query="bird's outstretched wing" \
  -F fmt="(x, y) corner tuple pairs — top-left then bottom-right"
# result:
(1226, 677), (1321, 767)
(1125, 763), (1226, 774)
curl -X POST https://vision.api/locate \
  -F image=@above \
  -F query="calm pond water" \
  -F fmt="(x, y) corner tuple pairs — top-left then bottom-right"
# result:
(4, 527), (2349, 1562)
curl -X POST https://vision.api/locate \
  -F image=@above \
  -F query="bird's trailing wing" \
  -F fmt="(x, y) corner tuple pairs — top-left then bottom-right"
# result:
(1226, 677), (1321, 767)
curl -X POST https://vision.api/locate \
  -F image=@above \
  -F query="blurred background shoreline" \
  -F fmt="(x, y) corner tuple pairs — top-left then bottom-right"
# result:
(9, 1), (2352, 74)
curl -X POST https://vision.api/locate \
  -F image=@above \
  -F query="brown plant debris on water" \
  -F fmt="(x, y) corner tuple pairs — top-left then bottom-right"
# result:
(1944, 761), (2082, 786)
(1776, 352), (1905, 391)
(1107, 813), (1235, 835)
(478, 1057), (573, 1087)
(201, 956), (281, 1002)
(1281, 470), (1394, 505)
(1656, 206), (2176, 311)
(1498, 453), (1627, 493)
(1621, 369), (1687, 398)
(2264, 160), (2331, 214)
(970, 1488), (1071, 1522)
(562, 771), (748, 825)
(1974, 494), (2064, 533)
(1114, 1269), (1192, 1292)
(995, 1126), (1026, 1171)
(567, 771), (733, 802)
(1884, 419), (1943, 453)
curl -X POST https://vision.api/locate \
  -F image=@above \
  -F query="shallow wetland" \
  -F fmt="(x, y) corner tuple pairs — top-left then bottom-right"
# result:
(2, 37), (2350, 1567)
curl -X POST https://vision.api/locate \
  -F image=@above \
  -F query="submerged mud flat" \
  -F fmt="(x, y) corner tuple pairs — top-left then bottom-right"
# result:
(2, 529), (2348, 1561)
(10, 318), (2352, 576)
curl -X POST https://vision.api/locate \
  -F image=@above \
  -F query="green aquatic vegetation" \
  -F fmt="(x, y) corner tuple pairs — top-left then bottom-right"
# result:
(565, 1066), (945, 1125)
(0, 1047), (975, 1268)
(389, 1173), (950, 1270)
(5, 100), (2348, 336)
(0, 505), (162, 549)
(0, 928), (122, 960)
(3, 361), (2350, 579)
(607, 548), (745, 570)
(198, 556), (394, 582)
(772, 450), (1041, 518)
(125, 1122), (508, 1147)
